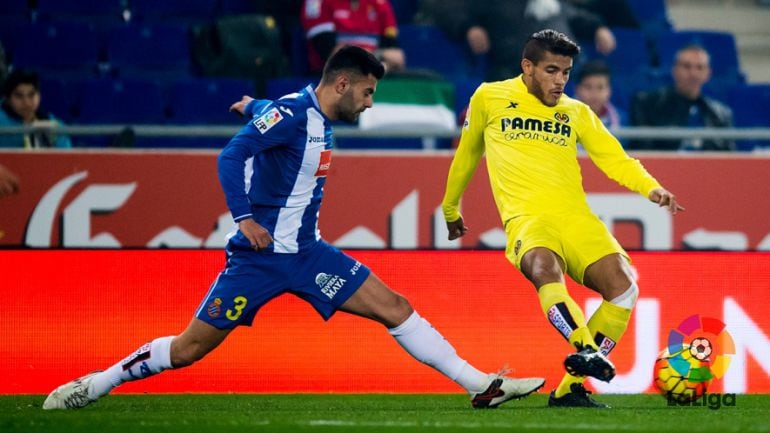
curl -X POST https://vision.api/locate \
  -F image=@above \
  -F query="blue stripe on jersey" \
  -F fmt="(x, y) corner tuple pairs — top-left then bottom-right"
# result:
(217, 85), (333, 254)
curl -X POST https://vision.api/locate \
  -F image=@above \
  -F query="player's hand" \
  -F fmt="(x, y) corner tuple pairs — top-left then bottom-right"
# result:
(229, 95), (255, 117)
(446, 217), (469, 241)
(649, 188), (685, 215)
(238, 218), (273, 251)
(0, 164), (20, 198)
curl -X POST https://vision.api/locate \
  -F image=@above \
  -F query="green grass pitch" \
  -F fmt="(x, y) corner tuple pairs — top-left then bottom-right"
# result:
(2, 394), (769, 433)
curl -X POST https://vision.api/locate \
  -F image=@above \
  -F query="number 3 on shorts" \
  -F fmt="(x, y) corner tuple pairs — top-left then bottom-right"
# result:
(226, 296), (248, 321)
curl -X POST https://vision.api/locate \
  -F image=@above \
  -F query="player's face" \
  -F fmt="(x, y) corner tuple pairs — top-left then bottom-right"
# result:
(522, 52), (573, 107)
(672, 49), (711, 99)
(575, 74), (611, 115)
(336, 74), (377, 123)
(8, 83), (41, 123)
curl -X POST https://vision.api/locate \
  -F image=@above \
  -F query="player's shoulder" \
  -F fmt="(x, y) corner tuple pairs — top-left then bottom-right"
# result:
(558, 93), (593, 116)
(476, 79), (516, 96)
(249, 96), (310, 136)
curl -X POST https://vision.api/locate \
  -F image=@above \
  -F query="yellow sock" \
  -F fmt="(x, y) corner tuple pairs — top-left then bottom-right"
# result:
(555, 373), (585, 398)
(554, 300), (633, 398)
(586, 300), (632, 356)
(537, 282), (596, 350)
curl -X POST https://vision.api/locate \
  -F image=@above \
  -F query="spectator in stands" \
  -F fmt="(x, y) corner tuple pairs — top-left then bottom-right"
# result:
(0, 69), (72, 149)
(629, 44), (734, 151)
(574, 60), (626, 129)
(0, 162), (20, 198)
(301, 0), (406, 75)
(417, 0), (615, 81)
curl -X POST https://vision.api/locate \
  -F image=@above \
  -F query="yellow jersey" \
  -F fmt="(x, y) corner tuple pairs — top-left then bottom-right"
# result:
(442, 75), (661, 224)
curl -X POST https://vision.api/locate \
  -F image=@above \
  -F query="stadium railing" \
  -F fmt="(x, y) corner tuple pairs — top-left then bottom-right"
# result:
(1, 125), (770, 151)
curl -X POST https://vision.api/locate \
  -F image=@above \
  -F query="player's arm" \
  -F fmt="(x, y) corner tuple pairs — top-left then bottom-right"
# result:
(441, 85), (487, 239)
(579, 105), (684, 214)
(218, 101), (293, 249)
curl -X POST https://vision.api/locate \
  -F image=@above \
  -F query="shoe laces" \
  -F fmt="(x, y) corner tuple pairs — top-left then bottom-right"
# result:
(63, 382), (90, 409)
(493, 364), (513, 378)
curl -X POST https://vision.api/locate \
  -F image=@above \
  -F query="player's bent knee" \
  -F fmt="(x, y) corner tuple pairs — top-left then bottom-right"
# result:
(170, 341), (208, 368)
(392, 295), (414, 324)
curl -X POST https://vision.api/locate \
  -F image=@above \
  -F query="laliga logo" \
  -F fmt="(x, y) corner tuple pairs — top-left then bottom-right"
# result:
(667, 314), (735, 382)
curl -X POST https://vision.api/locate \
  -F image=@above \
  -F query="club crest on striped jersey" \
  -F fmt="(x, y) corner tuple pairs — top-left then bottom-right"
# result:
(315, 149), (332, 177)
(254, 107), (283, 133)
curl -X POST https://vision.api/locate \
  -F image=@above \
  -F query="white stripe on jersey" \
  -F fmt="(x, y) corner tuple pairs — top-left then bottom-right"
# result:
(243, 156), (254, 194)
(273, 206), (305, 253)
(273, 107), (327, 253)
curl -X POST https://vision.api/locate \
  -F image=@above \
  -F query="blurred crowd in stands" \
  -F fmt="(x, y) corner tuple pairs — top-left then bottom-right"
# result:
(0, 0), (768, 151)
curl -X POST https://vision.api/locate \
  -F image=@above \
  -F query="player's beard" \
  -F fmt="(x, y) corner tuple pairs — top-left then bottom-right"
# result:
(530, 76), (560, 107)
(336, 91), (361, 123)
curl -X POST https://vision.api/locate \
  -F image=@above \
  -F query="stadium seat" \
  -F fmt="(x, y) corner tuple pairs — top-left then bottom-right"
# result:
(77, 78), (164, 124)
(1, 0), (29, 15)
(398, 24), (481, 82)
(129, 0), (218, 24)
(34, 0), (126, 23)
(11, 22), (101, 76)
(220, 0), (258, 15)
(266, 77), (318, 101)
(653, 30), (744, 87)
(168, 78), (255, 124)
(580, 27), (652, 76)
(108, 24), (192, 78)
(73, 78), (166, 147)
(727, 84), (770, 151)
(289, 23), (311, 77)
(627, 0), (672, 38)
(39, 78), (77, 123)
(390, 0), (419, 24)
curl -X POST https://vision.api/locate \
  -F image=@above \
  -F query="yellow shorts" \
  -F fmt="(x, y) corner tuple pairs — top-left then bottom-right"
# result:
(504, 212), (629, 285)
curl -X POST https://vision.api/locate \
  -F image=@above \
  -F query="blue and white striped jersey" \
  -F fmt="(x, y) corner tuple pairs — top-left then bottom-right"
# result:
(218, 85), (334, 254)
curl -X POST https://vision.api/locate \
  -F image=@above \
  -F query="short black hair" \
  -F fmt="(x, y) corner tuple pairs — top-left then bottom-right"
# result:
(522, 29), (581, 64)
(3, 69), (40, 98)
(321, 45), (385, 84)
(576, 60), (611, 84)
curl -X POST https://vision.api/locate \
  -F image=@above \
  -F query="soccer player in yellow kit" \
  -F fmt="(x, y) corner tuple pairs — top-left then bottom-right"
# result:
(442, 30), (684, 408)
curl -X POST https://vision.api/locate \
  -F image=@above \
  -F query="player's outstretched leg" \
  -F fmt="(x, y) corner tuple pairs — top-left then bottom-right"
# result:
(471, 373), (546, 409)
(548, 383), (609, 408)
(563, 344), (616, 382)
(43, 336), (175, 410)
(387, 310), (545, 409)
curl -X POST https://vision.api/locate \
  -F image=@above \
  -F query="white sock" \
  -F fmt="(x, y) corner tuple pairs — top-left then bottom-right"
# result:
(88, 336), (174, 399)
(388, 311), (488, 393)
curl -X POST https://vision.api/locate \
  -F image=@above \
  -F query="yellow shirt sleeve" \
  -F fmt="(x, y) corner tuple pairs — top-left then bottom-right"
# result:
(579, 104), (662, 198)
(442, 84), (487, 222)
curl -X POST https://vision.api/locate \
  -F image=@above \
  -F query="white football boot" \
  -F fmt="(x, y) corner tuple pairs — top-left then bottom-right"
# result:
(42, 372), (100, 410)
(471, 373), (546, 409)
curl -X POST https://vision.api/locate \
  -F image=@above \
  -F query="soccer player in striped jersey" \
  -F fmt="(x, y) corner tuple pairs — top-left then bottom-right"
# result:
(442, 30), (684, 408)
(43, 46), (544, 411)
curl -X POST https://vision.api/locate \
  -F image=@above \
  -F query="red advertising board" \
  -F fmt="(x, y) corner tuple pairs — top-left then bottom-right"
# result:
(1, 151), (769, 251)
(1, 250), (769, 395)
